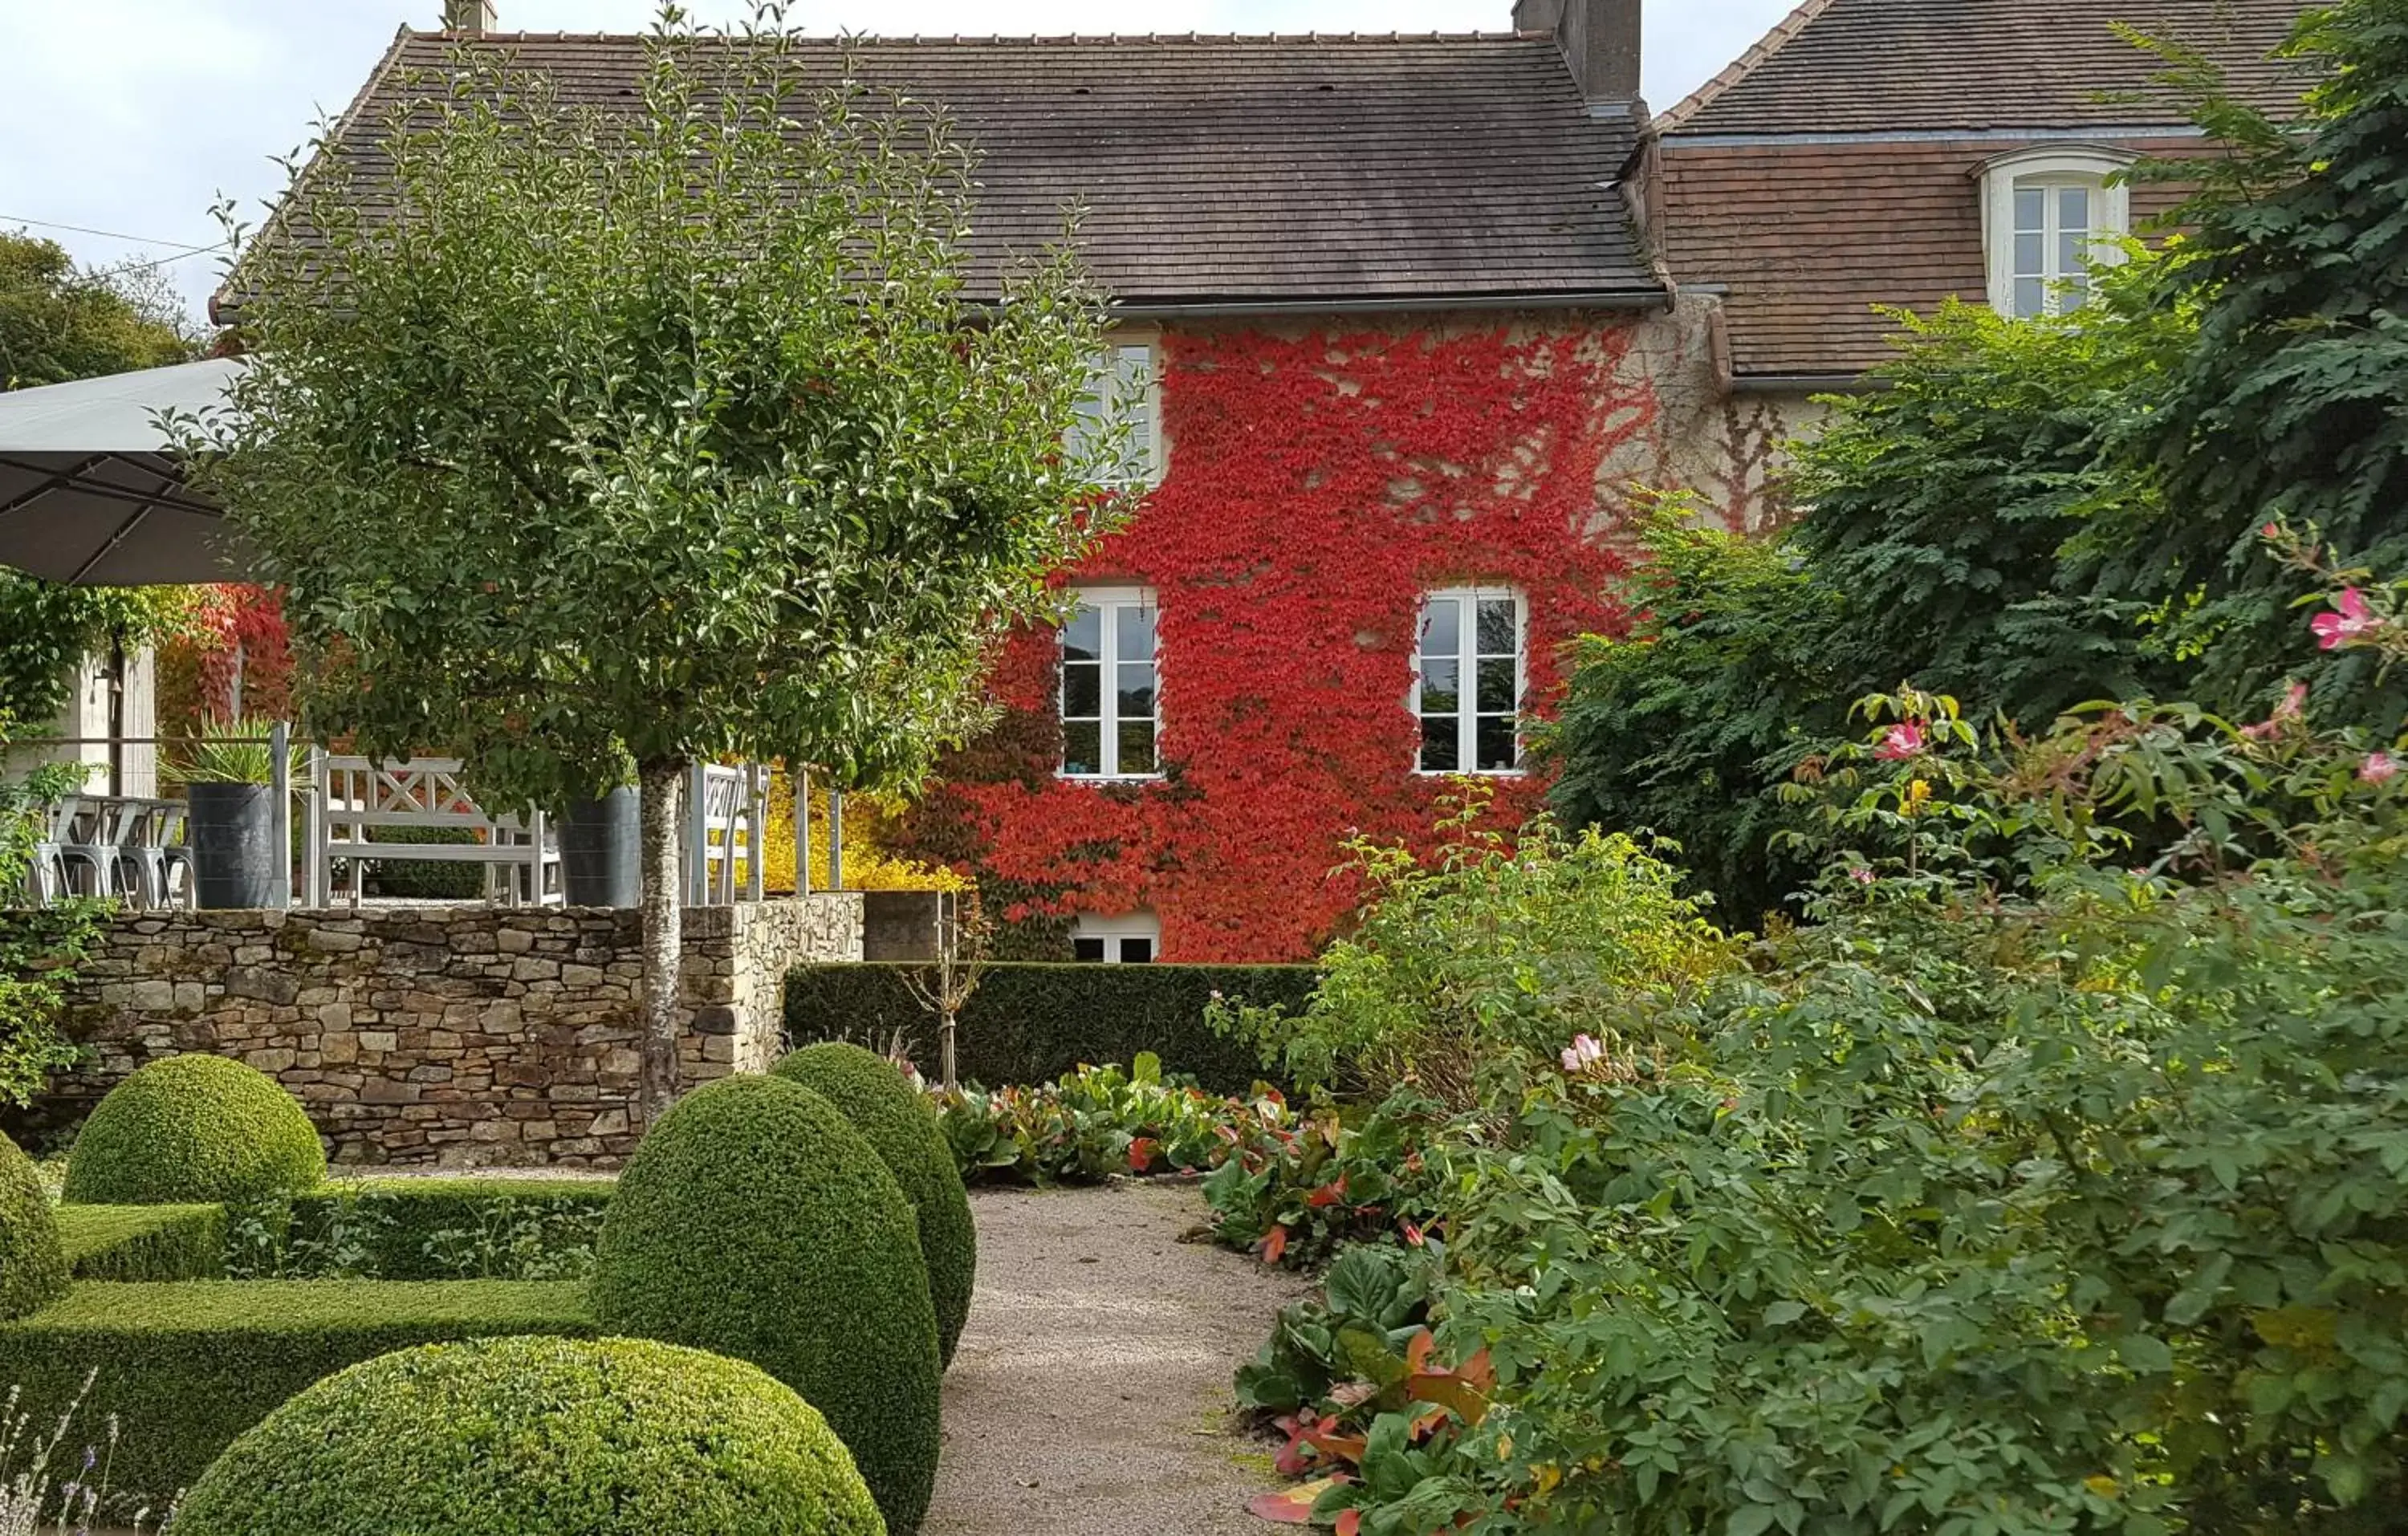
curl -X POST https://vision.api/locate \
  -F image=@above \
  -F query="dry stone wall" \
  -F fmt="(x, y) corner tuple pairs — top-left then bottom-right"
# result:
(51, 897), (862, 1168)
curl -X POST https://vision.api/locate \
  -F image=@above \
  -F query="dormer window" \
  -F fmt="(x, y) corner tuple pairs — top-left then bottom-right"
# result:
(1978, 148), (2133, 319)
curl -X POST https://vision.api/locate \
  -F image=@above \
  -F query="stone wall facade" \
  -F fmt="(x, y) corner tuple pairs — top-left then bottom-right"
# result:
(49, 896), (862, 1168)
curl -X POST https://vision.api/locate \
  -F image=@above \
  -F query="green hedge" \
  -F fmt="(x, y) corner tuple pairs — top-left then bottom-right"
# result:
(364, 825), (488, 900)
(246, 1178), (614, 1281)
(57, 1203), (227, 1281)
(0, 1279), (594, 1512)
(783, 961), (1316, 1091)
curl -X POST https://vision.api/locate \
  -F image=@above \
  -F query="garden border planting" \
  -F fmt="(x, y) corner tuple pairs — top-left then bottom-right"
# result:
(57, 1203), (228, 1281)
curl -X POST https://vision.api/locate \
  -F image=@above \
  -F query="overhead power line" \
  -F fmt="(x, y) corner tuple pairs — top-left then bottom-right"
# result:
(0, 212), (222, 252)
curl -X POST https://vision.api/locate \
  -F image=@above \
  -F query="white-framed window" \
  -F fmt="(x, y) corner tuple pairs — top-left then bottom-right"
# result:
(1414, 587), (1525, 775)
(1978, 147), (2133, 319)
(1060, 585), (1160, 780)
(1072, 911), (1160, 964)
(1067, 340), (1161, 487)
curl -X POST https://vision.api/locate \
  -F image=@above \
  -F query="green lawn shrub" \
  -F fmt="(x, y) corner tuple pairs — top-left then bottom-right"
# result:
(56, 1202), (227, 1281)
(173, 1335), (882, 1536)
(773, 1042), (976, 1367)
(784, 961), (1314, 1091)
(232, 1177), (613, 1280)
(0, 1278), (593, 1512)
(593, 1073), (940, 1534)
(0, 1130), (66, 1319)
(63, 1054), (325, 1205)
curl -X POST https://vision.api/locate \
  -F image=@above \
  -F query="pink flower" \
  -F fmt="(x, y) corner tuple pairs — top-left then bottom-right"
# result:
(2312, 588), (2380, 651)
(1875, 721), (1927, 761)
(2359, 752), (2399, 786)
(1848, 866), (1876, 886)
(2243, 681), (2309, 741)
(2261, 522), (2280, 538)
(1560, 1034), (1605, 1074)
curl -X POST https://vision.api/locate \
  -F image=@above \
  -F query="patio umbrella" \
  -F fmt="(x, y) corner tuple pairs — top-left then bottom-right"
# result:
(0, 357), (256, 585)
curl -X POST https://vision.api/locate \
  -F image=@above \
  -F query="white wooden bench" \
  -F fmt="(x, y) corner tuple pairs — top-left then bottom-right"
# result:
(319, 757), (560, 907)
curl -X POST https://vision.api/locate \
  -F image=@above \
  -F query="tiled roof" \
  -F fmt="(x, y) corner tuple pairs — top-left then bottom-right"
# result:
(1663, 0), (2311, 136)
(237, 29), (1660, 314)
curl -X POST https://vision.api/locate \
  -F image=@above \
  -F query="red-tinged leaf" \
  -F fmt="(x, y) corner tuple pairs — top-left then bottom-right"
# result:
(1247, 1475), (1349, 1525)
(1402, 1221), (1426, 1247)
(1405, 1371), (1491, 1426)
(1215, 1124), (1242, 1144)
(1459, 1348), (1495, 1393)
(1326, 1380), (1377, 1409)
(1306, 1174), (1349, 1209)
(1405, 1329), (1436, 1372)
(1262, 1224), (1290, 1265)
(1336, 1510), (1362, 1536)
(1301, 1428), (1368, 1467)
(1128, 1137), (1158, 1172)
(1409, 1404), (1450, 1441)
(1274, 1434), (1316, 1477)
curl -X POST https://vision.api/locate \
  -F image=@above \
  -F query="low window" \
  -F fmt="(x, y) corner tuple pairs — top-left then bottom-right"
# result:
(1072, 911), (1160, 964)
(1067, 341), (1161, 487)
(1060, 586), (1160, 780)
(1979, 147), (2133, 319)
(1415, 587), (1524, 774)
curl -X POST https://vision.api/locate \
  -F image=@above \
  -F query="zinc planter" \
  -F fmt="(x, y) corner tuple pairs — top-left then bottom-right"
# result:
(187, 782), (282, 909)
(559, 786), (641, 908)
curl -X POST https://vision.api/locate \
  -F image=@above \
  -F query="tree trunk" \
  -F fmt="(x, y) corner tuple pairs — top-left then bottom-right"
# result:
(637, 756), (686, 1128)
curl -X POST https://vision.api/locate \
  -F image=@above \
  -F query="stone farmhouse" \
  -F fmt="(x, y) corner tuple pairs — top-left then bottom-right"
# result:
(279, 0), (2313, 964)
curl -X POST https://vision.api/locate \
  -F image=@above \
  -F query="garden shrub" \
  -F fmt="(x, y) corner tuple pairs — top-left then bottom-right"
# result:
(592, 1073), (941, 1534)
(0, 1128), (66, 1319)
(935, 1054), (1290, 1189)
(773, 1042), (976, 1368)
(231, 1177), (613, 1281)
(55, 1201), (227, 1281)
(363, 824), (487, 900)
(63, 1054), (325, 1205)
(785, 960), (1313, 1091)
(173, 1335), (882, 1536)
(0, 1278), (593, 1511)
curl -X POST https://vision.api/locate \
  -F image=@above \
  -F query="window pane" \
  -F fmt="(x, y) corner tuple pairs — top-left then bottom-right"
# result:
(1064, 720), (1101, 777)
(1117, 664), (1155, 721)
(1062, 606), (1100, 662)
(1073, 937), (1107, 962)
(2014, 232), (2044, 278)
(1420, 717), (1459, 773)
(1117, 719), (1156, 777)
(1119, 937), (1154, 964)
(1420, 597), (1459, 658)
(1475, 715), (1518, 772)
(1418, 657), (1459, 716)
(1476, 655), (1519, 713)
(1062, 662), (1100, 720)
(2063, 273), (2091, 309)
(2014, 277), (2046, 319)
(1476, 598), (1517, 656)
(2014, 186), (2045, 232)
(1117, 603), (1155, 660)
(2059, 185), (2091, 232)
(2058, 230), (2087, 275)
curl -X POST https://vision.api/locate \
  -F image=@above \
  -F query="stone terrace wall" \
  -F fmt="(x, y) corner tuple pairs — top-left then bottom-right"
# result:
(49, 896), (862, 1168)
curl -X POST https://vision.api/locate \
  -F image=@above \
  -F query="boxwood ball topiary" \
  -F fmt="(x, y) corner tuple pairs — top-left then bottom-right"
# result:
(593, 1074), (941, 1534)
(64, 1054), (326, 1205)
(772, 1042), (976, 1368)
(0, 1131), (67, 1321)
(171, 1335), (884, 1536)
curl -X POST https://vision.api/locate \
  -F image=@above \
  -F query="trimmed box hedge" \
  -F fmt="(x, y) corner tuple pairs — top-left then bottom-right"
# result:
(783, 961), (1316, 1091)
(0, 1278), (595, 1511)
(57, 1203), (228, 1281)
(269, 1177), (615, 1281)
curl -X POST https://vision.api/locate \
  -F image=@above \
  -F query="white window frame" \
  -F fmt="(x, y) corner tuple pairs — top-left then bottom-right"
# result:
(1413, 586), (1527, 777)
(1072, 911), (1161, 964)
(1058, 584), (1162, 782)
(1067, 337), (1163, 489)
(1979, 146), (2133, 319)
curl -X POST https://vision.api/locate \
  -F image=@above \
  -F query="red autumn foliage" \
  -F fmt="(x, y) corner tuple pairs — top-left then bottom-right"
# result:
(894, 321), (1657, 960)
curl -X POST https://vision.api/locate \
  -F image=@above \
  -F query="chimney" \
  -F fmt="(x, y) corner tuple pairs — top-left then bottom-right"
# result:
(442, 0), (497, 32)
(1513, 0), (1641, 106)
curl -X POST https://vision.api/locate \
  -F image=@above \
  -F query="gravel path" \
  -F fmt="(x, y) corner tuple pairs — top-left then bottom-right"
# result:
(923, 1180), (1312, 1536)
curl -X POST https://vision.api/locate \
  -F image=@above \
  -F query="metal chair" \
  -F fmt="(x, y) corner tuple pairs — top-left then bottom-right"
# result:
(120, 799), (191, 910)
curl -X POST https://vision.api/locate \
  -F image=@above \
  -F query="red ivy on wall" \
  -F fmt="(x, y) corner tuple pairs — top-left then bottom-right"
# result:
(894, 319), (1663, 962)
(158, 585), (291, 729)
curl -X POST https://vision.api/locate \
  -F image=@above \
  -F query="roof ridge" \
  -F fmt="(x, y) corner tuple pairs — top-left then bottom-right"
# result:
(409, 27), (1549, 46)
(1654, 0), (1844, 132)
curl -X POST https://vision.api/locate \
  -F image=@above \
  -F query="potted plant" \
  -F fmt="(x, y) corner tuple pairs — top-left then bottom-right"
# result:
(559, 785), (641, 908)
(175, 717), (290, 908)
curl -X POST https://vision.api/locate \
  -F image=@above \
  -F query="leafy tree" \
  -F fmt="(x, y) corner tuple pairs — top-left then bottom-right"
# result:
(0, 232), (193, 391)
(2111, 0), (2408, 717)
(186, 6), (1117, 1119)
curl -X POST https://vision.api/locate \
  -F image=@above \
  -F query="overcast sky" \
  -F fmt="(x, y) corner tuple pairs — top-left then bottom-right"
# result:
(0, 0), (1796, 327)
